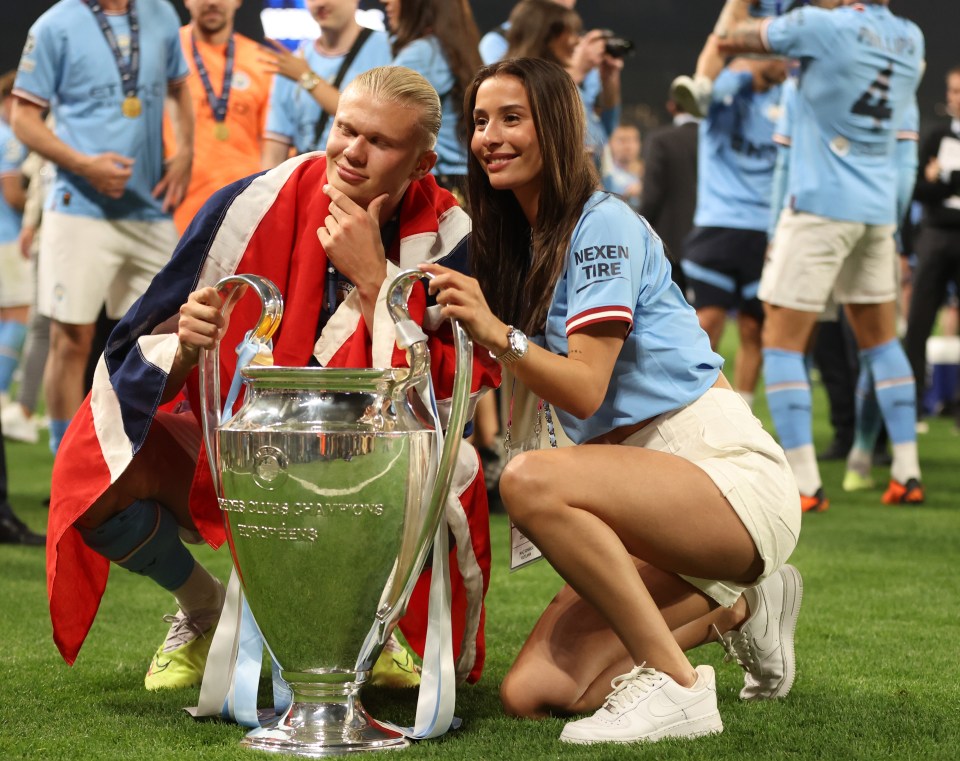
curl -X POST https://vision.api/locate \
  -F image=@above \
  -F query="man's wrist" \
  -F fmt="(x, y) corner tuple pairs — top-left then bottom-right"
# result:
(299, 70), (323, 92)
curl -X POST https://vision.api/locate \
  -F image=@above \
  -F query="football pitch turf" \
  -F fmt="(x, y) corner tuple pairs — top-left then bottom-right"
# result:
(2, 366), (959, 760)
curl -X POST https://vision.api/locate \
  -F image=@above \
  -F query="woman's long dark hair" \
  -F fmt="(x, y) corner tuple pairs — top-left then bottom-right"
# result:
(505, 0), (582, 65)
(391, 0), (482, 140)
(465, 58), (599, 335)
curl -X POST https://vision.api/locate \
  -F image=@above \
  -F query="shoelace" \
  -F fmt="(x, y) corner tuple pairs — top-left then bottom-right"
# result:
(161, 611), (208, 652)
(712, 624), (759, 671)
(601, 664), (662, 714)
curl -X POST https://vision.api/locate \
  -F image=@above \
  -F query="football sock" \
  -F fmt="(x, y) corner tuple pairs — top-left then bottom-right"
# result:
(860, 339), (920, 483)
(0, 321), (27, 392)
(764, 349), (813, 449)
(173, 562), (223, 617)
(847, 364), (881, 477)
(764, 348), (820, 495)
(49, 419), (70, 456)
(78, 499), (196, 592)
(783, 444), (821, 497)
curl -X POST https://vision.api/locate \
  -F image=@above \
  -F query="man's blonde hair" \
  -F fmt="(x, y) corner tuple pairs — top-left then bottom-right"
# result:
(345, 66), (441, 151)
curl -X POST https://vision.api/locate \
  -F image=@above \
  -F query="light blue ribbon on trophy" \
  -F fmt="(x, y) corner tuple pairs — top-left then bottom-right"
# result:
(189, 329), (291, 727)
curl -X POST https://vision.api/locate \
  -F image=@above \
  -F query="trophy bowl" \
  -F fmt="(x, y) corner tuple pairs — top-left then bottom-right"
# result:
(200, 272), (472, 757)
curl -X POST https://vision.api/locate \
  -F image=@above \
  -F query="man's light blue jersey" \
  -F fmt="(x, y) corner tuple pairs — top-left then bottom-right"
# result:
(694, 68), (782, 231)
(13, 0), (188, 221)
(392, 37), (466, 176)
(0, 120), (27, 243)
(895, 98), (919, 228)
(543, 192), (722, 443)
(763, 3), (924, 225)
(264, 30), (391, 153)
(769, 76), (797, 238)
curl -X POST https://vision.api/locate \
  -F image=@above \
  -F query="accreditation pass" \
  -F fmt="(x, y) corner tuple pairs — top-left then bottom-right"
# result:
(510, 521), (543, 572)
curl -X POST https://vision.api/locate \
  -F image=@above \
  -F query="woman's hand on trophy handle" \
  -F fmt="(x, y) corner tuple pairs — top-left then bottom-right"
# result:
(417, 263), (510, 354)
(177, 286), (227, 368)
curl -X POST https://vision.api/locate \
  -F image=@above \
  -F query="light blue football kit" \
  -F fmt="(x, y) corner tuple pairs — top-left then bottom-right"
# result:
(763, 4), (924, 225)
(0, 119), (29, 390)
(264, 30), (391, 153)
(694, 69), (781, 232)
(542, 192), (722, 443)
(0, 120), (27, 243)
(769, 76), (797, 238)
(758, 4), (925, 494)
(683, 68), (780, 315)
(13, 0), (188, 221)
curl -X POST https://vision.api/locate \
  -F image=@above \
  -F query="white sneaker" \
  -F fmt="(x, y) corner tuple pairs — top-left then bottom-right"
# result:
(669, 74), (712, 119)
(559, 665), (722, 744)
(1, 403), (39, 444)
(719, 564), (803, 701)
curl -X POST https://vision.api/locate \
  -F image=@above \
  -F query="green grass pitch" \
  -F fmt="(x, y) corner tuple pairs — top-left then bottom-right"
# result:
(2, 339), (959, 759)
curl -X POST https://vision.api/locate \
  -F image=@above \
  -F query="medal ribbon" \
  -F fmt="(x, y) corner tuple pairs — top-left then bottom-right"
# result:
(83, 0), (140, 101)
(191, 31), (235, 125)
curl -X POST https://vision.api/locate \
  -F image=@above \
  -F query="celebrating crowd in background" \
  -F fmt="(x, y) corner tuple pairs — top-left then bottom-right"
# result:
(0, 0), (953, 751)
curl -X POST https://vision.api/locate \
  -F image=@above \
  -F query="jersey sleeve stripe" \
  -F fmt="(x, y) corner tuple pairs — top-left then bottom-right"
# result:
(897, 130), (919, 141)
(759, 17), (774, 53)
(773, 133), (791, 147)
(566, 306), (634, 335)
(264, 130), (295, 146)
(11, 88), (49, 108)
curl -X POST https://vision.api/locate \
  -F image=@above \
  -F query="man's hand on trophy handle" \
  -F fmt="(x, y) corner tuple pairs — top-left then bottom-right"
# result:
(177, 286), (227, 367)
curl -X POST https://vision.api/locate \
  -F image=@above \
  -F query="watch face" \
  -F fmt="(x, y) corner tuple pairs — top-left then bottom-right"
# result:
(510, 329), (528, 354)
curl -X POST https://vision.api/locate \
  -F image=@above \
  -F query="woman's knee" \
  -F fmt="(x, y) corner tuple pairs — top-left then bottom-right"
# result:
(500, 663), (560, 719)
(498, 451), (556, 526)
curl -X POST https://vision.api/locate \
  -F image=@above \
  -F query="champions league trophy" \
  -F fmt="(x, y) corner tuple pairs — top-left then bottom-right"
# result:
(199, 271), (473, 756)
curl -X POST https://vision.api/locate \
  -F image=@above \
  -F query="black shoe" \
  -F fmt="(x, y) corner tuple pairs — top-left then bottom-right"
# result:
(817, 438), (852, 462)
(0, 507), (46, 546)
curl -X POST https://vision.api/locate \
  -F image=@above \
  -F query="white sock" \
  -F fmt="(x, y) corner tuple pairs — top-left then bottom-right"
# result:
(738, 390), (755, 410)
(783, 444), (821, 496)
(173, 563), (223, 617)
(846, 446), (872, 477)
(891, 441), (921, 485)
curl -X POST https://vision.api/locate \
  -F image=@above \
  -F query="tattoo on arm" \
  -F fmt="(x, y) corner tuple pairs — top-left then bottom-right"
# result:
(722, 19), (767, 54)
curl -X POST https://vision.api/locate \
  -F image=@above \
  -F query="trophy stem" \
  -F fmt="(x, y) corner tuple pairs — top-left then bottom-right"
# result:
(241, 677), (409, 757)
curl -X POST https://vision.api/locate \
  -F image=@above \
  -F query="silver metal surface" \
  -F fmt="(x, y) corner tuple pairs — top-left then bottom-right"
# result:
(199, 271), (473, 756)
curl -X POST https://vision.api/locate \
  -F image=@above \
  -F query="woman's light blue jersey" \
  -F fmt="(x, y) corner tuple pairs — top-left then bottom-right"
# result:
(542, 192), (722, 443)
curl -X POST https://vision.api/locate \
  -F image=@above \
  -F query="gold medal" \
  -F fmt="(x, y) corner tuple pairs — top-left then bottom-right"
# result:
(121, 96), (142, 119)
(214, 122), (230, 141)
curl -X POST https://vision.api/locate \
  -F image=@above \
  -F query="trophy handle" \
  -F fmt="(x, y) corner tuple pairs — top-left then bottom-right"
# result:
(378, 269), (474, 628)
(198, 274), (284, 499)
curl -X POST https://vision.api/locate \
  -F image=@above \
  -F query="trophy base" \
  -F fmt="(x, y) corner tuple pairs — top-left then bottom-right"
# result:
(242, 698), (409, 758)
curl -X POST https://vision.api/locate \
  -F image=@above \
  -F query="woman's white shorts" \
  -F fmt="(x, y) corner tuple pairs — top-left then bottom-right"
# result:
(623, 387), (801, 607)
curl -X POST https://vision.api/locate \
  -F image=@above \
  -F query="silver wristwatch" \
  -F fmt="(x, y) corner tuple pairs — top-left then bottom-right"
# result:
(491, 326), (529, 365)
(298, 70), (322, 92)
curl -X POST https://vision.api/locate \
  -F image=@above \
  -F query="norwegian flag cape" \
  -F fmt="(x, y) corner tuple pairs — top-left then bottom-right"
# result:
(47, 153), (499, 684)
